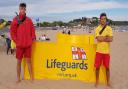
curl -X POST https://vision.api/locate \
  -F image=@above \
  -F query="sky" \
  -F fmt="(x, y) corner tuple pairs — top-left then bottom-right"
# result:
(0, 0), (128, 22)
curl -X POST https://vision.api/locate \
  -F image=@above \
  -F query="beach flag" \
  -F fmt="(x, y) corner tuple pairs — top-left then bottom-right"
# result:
(0, 19), (7, 29)
(36, 17), (39, 22)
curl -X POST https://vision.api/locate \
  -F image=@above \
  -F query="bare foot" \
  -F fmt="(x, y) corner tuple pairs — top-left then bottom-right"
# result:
(30, 77), (34, 83)
(16, 79), (21, 83)
(21, 76), (24, 80)
(94, 82), (98, 88)
(107, 83), (113, 89)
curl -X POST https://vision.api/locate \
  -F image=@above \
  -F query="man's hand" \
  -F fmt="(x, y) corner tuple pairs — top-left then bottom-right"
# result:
(96, 36), (113, 42)
(96, 36), (106, 42)
(105, 36), (113, 42)
(32, 38), (36, 42)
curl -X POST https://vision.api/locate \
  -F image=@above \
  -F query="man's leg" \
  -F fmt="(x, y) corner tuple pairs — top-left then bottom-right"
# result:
(6, 46), (10, 55)
(95, 68), (100, 87)
(11, 49), (13, 54)
(16, 59), (22, 83)
(16, 47), (23, 83)
(24, 47), (33, 81)
(103, 54), (112, 87)
(106, 68), (111, 86)
(94, 52), (102, 87)
(26, 58), (33, 81)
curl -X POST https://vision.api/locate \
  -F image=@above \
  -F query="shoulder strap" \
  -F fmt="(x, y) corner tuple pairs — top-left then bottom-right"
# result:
(99, 25), (107, 35)
(16, 16), (26, 27)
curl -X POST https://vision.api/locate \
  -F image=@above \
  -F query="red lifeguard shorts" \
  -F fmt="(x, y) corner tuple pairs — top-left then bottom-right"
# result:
(16, 47), (31, 60)
(94, 52), (110, 69)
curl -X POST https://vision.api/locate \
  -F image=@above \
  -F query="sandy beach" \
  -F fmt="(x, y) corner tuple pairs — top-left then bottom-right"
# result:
(0, 29), (128, 89)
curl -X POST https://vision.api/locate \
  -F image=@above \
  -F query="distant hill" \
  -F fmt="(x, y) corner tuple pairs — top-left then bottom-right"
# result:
(37, 17), (128, 27)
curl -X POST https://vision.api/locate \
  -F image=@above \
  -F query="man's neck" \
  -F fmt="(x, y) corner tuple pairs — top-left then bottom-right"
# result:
(101, 24), (106, 27)
(19, 13), (26, 20)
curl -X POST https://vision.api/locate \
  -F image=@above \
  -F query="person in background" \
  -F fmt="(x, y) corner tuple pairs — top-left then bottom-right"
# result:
(0, 34), (13, 54)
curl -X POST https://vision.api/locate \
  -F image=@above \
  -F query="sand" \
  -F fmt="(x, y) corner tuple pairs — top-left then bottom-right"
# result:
(0, 29), (128, 89)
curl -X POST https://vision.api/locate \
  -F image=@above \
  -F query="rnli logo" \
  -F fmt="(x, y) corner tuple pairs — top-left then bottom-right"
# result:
(72, 47), (87, 60)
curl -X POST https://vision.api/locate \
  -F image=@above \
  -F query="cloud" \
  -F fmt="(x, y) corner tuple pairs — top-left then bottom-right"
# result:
(3, 1), (128, 15)
(0, 0), (128, 21)
(28, 0), (128, 15)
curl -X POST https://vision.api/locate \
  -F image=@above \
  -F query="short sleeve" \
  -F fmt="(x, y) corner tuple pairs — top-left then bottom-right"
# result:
(108, 27), (113, 36)
(95, 27), (99, 37)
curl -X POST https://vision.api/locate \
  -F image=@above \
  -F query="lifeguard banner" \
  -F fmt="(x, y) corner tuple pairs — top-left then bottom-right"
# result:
(24, 33), (106, 83)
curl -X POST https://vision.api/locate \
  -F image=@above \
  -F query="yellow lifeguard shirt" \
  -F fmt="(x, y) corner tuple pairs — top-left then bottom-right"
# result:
(95, 25), (113, 54)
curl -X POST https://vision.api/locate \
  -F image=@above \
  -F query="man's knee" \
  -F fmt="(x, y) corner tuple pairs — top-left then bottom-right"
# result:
(96, 68), (100, 72)
(106, 68), (110, 71)
(26, 58), (31, 64)
(17, 59), (22, 64)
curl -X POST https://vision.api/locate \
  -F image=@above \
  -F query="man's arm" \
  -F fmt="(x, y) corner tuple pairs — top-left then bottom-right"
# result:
(10, 18), (17, 43)
(96, 36), (106, 42)
(105, 36), (113, 42)
(104, 26), (113, 42)
(96, 36), (113, 42)
(30, 19), (36, 41)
